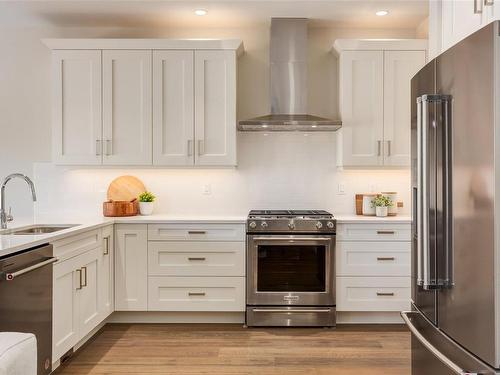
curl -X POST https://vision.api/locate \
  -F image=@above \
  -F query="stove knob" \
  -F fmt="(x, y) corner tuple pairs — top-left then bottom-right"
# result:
(327, 221), (335, 229)
(249, 221), (257, 229)
(316, 221), (323, 229)
(261, 221), (268, 228)
(288, 222), (295, 230)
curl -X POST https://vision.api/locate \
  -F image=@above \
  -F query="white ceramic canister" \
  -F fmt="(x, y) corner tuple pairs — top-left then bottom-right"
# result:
(381, 192), (398, 216)
(362, 193), (378, 216)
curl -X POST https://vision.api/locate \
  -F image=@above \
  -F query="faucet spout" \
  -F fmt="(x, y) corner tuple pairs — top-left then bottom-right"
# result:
(0, 173), (37, 229)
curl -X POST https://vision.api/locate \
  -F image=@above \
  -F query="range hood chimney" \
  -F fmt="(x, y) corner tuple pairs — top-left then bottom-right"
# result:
(238, 18), (341, 132)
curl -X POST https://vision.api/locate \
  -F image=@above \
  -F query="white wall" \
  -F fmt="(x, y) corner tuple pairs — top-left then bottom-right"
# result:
(0, 23), (419, 222)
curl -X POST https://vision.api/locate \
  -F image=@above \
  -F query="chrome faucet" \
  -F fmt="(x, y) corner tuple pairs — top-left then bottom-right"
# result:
(1, 174), (37, 229)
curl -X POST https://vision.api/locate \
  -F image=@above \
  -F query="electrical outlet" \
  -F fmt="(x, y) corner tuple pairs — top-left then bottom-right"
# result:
(203, 184), (212, 195)
(337, 183), (346, 195)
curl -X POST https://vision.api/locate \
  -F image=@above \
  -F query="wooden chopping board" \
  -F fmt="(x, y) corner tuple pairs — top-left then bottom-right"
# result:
(107, 176), (146, 202)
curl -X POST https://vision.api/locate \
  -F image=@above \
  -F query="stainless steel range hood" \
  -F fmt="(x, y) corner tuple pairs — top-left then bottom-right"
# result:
(238, 18), (341, 132)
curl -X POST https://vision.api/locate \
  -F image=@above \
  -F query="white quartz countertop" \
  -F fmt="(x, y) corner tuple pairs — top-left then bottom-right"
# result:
(0, 213), (410, 258)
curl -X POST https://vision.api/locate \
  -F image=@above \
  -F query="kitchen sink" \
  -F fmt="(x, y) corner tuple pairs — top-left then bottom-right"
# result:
(2, 224), (79, 235)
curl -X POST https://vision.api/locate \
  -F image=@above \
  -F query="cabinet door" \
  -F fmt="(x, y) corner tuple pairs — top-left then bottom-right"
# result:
(53, 256), (80, 362)
(153, 51), (194, 166)
(194, 50), (237, 166)
(338, 51), (384, 167)
(442, 0), (485, 50)
(383, 50), (426, 166)
(77, 247), (100, 339)
(99, 225), (114, 320)
(52, 50), (102, 165)
(102, 50), (152, 165)
(115, 224), (148, 311)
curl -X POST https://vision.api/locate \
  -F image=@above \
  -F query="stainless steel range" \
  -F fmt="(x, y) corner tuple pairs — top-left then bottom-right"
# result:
(245, 210), (336, 327)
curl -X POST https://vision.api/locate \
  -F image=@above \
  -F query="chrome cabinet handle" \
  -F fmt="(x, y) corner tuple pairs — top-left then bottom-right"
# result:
(76, 269), (83, 290)
(401, 312), (465, 375)
(475, 0), (483, 13)
(188, 292), (206, 296)
(187, 140), (194, 156)
(96, 140), (101, 156)
(188, 257), (206, 261)
(198, 140), (205, 156)
(377, 257), (395, 261)
(188, 231), (206, 235)
(376, 230), (395, 235)
(485, 0), (494, 5)
(81, 266), (87, 287)
(377, 140), (381, 156)
(2, 257), (57, 281)
(103, 236), (110, 255)
(376, 292), (395, 296)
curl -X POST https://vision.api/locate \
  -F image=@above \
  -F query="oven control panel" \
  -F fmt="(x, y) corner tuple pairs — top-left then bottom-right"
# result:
(246, 218), (336, 233)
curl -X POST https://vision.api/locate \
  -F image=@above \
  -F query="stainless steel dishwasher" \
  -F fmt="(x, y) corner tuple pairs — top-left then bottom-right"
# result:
(0, 244), (56, 375)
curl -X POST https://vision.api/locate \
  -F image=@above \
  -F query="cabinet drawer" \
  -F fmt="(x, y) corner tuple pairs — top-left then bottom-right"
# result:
(148, 276), (245, 312)
(336, 277), (410, 312)
(336, 241), (410, 277)
(337, 223), (410, 241)
(148, 223), (245, 242)
(52, 229), (101, 262)
(148, 241), (245, 276)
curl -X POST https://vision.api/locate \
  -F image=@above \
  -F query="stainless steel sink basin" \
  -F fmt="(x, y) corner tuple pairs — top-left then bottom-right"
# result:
(2, 224), (79, 235)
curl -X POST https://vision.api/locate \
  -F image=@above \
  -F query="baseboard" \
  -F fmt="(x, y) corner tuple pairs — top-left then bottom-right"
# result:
(108, 311), (246, 324)
(337, 311), (403, 324)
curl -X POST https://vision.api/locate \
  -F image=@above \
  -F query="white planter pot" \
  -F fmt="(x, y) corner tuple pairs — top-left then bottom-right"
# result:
(139, 202), (154, 216)
(375, 206), (388, 217)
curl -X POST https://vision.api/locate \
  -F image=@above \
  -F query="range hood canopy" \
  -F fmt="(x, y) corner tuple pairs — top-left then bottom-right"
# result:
(238, 18), (341, 132)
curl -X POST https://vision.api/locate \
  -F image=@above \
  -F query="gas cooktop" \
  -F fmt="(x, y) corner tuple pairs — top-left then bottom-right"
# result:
(246, 210), (335, 233)
(248, 210), (333, 218)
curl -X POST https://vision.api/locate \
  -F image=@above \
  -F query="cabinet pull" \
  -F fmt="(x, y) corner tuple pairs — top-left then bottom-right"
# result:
(103, 236), (110, 255)
(188, 231), (206, 235)
(198, 140), (205, 156)
(387, 140), (391, 156)
(76, 269), (83, 290)
(377, 230), (395, 235)
(105, 139), (112, 156)
(377, 257), (396, 261)
(96, 140), (101, 156)
(188, 292), (206, 296)
(188, 257), (206, 261)
(377, 140), (382, 156)
(376, 292), (395, 296)
(485, 0), (494, 5)
(474, 0), (483, 13)
(81, 266), (87, 287)
(187, 140), (194, 156)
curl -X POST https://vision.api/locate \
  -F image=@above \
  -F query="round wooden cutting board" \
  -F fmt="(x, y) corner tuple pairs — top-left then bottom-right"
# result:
(107, 175), (146, 202)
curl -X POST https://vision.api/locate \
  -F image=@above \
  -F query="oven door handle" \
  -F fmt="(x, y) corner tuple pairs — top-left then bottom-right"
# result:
(251, 236), (332, 242)
(1, 257), (58, 281)
(252, 308), (333, 313)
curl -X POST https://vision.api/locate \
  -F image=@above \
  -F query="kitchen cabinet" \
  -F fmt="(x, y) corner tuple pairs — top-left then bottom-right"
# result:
(45, 39), (243, 167)
(333, 40), (427, 168)
(99, 225), (114, 319)
(51, 50), (102, 165)
(114, 224), (148, 311)
(102, 50), (152, 165)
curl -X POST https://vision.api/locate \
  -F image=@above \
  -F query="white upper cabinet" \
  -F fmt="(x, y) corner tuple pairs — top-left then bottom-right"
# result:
(383, 50), (427, 166)
(195, 50), (237, 166)
(102, 50), (152, 165)
(153, 50), (194, 166)
(52, 50), (102, 165)
(334, 40), (427, 168)
(45, 39), (243, 167)
(338, 50), (384, 167)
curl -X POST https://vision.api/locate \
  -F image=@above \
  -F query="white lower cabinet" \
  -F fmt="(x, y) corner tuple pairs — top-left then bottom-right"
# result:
(99, 225), (114, 318)
(114, 224), (148, 311)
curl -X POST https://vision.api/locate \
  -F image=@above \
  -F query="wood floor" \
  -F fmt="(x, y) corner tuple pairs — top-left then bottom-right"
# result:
(56, 324), (410, 375)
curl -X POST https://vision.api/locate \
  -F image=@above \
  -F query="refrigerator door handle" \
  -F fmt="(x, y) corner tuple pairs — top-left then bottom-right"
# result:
(401, 311), (470, 375)
(416, 97), (424, 286)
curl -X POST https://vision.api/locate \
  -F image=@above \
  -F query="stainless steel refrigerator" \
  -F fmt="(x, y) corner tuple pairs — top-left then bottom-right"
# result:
(404, 21), (500, 375)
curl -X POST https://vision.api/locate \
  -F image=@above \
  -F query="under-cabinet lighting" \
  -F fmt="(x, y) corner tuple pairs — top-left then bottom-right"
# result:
(195, 9), (208, 16)
(376, 10), (389, 16)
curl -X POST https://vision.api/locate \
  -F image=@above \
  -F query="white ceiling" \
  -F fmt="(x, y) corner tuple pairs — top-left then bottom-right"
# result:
(0, 0), (428, 29)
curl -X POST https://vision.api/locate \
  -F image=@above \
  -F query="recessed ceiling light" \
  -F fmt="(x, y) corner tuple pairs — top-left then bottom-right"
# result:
(376, 10), (389, 16)
(195, 9), (208, 16)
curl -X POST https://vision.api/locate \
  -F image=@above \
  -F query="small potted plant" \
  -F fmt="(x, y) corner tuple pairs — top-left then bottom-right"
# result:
(138, 191), (156, 216)
(371, 195), (393, 217)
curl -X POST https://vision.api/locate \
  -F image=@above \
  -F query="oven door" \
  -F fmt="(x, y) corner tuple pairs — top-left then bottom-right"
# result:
(247, 234), (335, 306)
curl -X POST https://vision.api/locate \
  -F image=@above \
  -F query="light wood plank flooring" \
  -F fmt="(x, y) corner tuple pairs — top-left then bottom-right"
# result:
(56, 324), (410, 375)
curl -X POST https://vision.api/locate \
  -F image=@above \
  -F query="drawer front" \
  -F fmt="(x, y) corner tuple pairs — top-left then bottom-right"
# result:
(52, 229), (101, 262)
(336, 241), (410, 277)
(148, 276), (245, 311)
(148, 223), (245, 242)
(148, 241), (245, 276)
(336, 277), (410, 312)
(337, 223), (411, 241)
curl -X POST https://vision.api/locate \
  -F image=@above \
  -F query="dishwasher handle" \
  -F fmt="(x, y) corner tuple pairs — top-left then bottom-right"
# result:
(1, 257), (57, 281)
